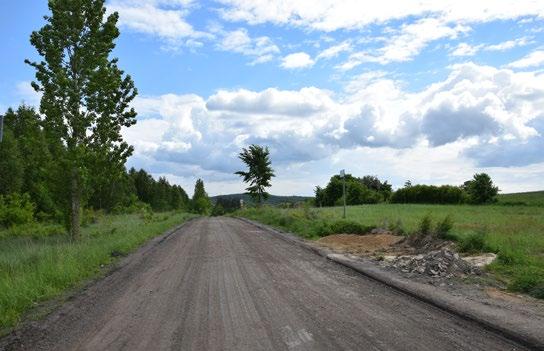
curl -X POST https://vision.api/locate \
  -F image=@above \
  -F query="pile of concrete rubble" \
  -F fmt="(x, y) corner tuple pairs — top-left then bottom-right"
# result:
(388, 249), (481, 278)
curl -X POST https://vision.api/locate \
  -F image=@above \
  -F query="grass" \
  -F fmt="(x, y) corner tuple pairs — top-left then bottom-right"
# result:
(0, 211), (195, 332)
(236, 203), (544, 299)
(498, 191), (544, 207)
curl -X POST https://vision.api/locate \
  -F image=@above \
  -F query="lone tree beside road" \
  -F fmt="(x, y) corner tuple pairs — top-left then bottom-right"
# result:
(26, 0), (138, 240)
(235, 145), (275, 205)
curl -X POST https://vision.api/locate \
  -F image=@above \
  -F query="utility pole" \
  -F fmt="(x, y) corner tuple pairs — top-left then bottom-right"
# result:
(340, 169), (346, 218)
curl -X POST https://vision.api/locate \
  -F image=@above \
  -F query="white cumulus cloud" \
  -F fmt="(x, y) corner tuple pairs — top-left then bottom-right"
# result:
(508, 50), (544, 68)
(280, 52), (315, 69)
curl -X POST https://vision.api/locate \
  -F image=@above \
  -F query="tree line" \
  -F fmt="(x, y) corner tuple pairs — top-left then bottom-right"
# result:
(0, 104), (218, 228)
(0, 0), (218, 237)
(314, 173), (499, 206)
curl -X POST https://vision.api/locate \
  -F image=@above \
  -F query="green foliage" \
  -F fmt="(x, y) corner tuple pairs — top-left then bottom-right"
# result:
(508, 268), (544, 299)
(388, 219), (405, 235)
(417, 214), (432, 235)
(359, 175), (393, 201)
(26, 0), (138, 239)
(81, 208), (104, 227)
(464, 173), (499, 204)
(211, 203), (225, 216)
(0, 126), (23, 195)
(314, 186), (325, 207)
(212, 196), (240, 214)
(0, 194), (35, 228)
(0, 223), (65, 240)
(128, 168), (189, 212)
(191, 179), (211, 215)
(235, 145), (275, 205)
(329, 220), (375, 235)
(391, 184), (466, 204)
(0, 212), (194, 330)
(457, 230), (488, 253)
(2, 106), (58, 215)
(318, 174), (386, 207)
(435, 215), (454, 239)
(497, 191), (544, 207)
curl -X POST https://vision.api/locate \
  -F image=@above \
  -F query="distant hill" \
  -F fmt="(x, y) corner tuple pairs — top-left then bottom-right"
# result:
(497, 191), (544, 207)
(210, 193), (312, 206)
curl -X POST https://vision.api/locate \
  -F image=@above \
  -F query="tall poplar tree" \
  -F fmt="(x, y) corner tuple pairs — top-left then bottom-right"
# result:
(26, 0), (137, 239)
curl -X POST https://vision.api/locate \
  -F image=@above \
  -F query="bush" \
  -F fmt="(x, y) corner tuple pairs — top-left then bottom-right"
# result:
(435, 215), (453, 239)
(417, 215), (432, 236)
(138, 205), (154, 223)
(388, 219), (405, 235)
(82, 208), (104, 227)
(1, 222), (65, 239)
(391, 184), (466, 204)
(211, 203), (225, 216)
(508, 268), (544, 299)
(329, 220), (375, 235)
(457, 230), (488, 253)
(0, 193), (35, 228)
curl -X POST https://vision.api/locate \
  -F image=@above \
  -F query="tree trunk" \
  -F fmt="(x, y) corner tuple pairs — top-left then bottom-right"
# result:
(70, 167), (81, 240)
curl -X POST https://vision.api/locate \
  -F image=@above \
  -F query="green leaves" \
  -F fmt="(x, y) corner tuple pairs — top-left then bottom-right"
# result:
(235, 144), (275, 204)
(26, 0), (138, 237)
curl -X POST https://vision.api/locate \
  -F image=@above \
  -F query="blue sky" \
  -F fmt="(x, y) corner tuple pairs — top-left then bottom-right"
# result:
(1, 1), (544, 196)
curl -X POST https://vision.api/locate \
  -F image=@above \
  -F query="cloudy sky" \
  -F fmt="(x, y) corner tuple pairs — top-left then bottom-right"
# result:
(1, 1), (544, 196)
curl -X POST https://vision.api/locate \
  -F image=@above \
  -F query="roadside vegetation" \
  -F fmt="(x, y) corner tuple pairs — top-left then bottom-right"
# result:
(0, 211), (195, 332)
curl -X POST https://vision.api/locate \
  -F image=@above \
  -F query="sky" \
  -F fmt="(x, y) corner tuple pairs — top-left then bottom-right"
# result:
(1, 0), (544, 196)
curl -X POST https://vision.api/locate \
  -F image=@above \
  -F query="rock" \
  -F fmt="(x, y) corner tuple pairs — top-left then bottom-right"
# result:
(388, 248), (481, 278)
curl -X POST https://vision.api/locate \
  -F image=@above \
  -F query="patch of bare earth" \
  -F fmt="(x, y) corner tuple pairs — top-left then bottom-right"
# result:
(317, 234), (404, 254)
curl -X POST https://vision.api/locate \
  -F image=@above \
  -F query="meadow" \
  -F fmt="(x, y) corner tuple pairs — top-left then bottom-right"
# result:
(0, 211), (194, 333)
(237, 202), (544, 299)
(498, 191), (544, 207)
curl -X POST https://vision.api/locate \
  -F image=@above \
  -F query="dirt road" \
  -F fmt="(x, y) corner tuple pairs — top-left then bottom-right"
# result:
(3, 217), (529, 350)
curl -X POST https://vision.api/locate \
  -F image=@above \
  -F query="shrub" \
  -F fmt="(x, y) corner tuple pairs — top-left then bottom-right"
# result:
(417, 215), (432, 236)
(329, 220), (375, 235)
(1, 222), (65, 239)
(457, 230), (488, 253)
(435, 215), (454, 239)
(138, 206), (154, 223)
(0, 193), (35, 228)
(391, 184), (466, 204)
(211, 203), (225, 216)
(388, 219), (405, 235)
(497, 249), (520, 265)
(82, 208), (104, 227)
(508, 268), (544, 299)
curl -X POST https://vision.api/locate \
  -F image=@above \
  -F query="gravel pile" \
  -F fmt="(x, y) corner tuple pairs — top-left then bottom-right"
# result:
(390, 249), (481, 278)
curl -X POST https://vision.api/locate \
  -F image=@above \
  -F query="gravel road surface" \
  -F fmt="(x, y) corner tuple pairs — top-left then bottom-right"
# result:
(2, 217), (530, 351)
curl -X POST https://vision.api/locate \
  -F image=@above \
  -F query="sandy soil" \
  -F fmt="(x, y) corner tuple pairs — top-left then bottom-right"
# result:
(317, 233), (404, 254)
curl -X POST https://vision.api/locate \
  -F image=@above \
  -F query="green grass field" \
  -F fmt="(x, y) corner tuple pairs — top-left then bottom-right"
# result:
(498, 191), (544, 207)
(237, 202), (544, 299)
(0, 211), (194, 332)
